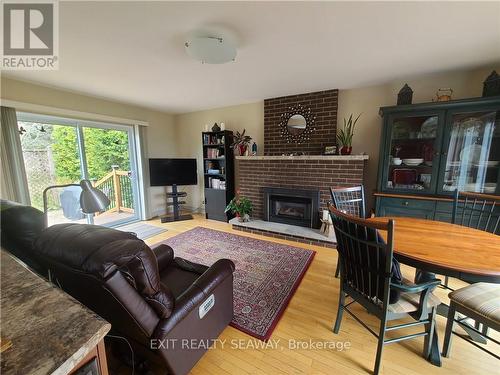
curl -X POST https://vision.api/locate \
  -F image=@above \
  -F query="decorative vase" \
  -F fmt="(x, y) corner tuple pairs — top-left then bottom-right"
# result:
(340, 146), (352, 155)
(238, 144), (247, 156)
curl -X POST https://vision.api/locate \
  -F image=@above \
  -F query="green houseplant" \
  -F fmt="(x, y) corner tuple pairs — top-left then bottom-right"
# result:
(225, 191), (253, 222)
(231, 129), (252, 156)
(337, 113), (361, 155)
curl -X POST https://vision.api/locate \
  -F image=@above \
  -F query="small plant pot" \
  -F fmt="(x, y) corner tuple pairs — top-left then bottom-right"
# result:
(237, 213), (250, 222)
(340, 146), (352, 155)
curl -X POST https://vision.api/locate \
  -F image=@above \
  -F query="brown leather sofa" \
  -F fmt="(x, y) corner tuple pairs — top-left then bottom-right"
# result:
(0, 199), (46, 275)
(1, 200), (235, 375)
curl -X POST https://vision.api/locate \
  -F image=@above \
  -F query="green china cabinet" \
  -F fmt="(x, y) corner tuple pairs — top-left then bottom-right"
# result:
(375, 96), (500, 221)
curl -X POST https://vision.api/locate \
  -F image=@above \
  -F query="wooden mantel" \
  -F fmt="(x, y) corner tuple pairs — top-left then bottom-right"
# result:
(235, 155), (369, 161)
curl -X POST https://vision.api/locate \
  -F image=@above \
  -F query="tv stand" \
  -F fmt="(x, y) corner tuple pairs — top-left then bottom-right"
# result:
(160, 184), (193, 223)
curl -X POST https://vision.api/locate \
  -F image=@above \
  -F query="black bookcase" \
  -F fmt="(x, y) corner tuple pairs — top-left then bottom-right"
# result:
(202, 130), (235, 222)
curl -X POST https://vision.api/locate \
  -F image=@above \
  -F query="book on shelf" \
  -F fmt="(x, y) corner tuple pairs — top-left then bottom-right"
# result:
(208, 178), (226, 190)
(203, 133), (225, 145)
(206, 148), (222, 158)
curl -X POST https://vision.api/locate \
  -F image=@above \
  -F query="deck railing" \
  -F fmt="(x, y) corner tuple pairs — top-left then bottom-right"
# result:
(93, 168), (134, 214)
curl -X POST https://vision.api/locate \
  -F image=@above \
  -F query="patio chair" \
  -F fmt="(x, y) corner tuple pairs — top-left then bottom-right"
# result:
(442, 283), (500, 360)
(330, 185), (366, 277)
(330, 206), (441, 375)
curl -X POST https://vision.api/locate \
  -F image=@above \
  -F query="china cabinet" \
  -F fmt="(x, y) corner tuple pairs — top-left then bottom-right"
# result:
(375, 96), (500, 221)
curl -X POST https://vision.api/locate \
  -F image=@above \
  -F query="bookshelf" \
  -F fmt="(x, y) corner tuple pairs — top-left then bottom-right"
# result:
(202, 130), (235, 222)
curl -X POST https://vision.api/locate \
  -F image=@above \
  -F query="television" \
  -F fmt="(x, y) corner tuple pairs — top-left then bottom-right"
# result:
(149, 158), (198, 186)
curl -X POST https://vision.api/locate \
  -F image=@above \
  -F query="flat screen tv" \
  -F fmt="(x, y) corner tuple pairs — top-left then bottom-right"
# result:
(149, 158), (197, 186)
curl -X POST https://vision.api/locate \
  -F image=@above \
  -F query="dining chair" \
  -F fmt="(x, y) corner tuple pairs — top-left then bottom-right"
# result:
(443, 190), (500, 288)
(442, 283), (500, 360)
(452, 190), (500, 235)
(330, 185), (366, 218)
(330, 185), (366, 277)
(330, 206), (441, 375)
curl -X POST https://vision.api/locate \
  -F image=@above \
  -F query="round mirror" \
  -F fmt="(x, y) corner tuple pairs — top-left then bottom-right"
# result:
(287, 114), (307, 135)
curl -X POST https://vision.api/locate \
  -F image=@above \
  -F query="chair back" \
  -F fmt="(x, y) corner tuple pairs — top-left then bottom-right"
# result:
(330, 185), (366, 218)
(452, 190), (500, 235)
(329, 206), (394, 312)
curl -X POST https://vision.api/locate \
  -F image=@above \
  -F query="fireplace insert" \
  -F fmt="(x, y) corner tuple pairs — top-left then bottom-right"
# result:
(263, 187), (320, 228)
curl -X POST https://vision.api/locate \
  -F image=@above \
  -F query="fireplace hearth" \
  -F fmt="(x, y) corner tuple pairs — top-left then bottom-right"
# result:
(263, 187), (320, 228)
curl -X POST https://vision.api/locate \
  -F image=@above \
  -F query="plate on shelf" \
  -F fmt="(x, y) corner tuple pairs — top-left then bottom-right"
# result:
(421, 117), (438, 138)
(392, 121), (411, 139)
(403, 158), (424, 166)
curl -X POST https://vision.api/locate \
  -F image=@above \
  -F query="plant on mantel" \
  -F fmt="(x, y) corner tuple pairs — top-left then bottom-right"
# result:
(337, 113), (361, 155)
(231, 129), (252, 156)
(225, 190), (253, 222)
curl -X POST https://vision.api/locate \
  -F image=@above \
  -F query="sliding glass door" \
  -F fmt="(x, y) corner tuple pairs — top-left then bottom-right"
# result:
(17, 113), (141, 227)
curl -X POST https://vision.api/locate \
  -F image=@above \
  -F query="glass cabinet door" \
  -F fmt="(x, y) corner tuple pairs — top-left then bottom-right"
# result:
(440, 110), (500, 195)
(383, 113), (443, 193)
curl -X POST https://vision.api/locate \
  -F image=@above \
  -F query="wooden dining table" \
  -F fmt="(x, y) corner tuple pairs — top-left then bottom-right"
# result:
(368, 216), (500, 366)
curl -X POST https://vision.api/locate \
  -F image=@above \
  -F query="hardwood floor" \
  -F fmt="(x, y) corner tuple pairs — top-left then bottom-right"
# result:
(139, 214), (499, 375)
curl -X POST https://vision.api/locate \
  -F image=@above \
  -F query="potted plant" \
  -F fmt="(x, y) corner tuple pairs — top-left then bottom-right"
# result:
(225, 191), (253, 222)
(231, 129), (252, 156)
(337, 113), (361, 155)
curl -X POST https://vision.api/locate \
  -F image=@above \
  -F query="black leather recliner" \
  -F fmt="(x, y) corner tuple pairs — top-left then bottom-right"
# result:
(1, 200), (235, 374)
(0, 199), (46, 275)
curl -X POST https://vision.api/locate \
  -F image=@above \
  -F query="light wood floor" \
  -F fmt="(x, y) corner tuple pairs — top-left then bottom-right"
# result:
(141, 214), (498, 375)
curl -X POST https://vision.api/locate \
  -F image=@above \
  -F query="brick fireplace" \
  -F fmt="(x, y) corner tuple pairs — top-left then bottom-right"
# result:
(236, 155), (368, 221)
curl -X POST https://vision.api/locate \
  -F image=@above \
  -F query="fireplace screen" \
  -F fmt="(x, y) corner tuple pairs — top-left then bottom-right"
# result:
(263, 187), (320, 228)
(272, 196), (311, 221)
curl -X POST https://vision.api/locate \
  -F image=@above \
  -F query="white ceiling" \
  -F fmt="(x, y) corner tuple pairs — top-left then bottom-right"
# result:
(4, 1), (500, 113)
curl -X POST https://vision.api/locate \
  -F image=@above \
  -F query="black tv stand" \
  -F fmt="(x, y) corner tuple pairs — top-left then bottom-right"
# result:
(160, 184), (193, 223)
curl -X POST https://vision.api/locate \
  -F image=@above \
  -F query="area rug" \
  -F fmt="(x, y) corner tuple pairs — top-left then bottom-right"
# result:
(116, 222), (167, 240)
(156, 227), (315, 341)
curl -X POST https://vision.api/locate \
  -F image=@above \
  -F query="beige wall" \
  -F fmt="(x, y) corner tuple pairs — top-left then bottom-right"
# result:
(173, 101), (264, 211)
(0, 77), (177, 218)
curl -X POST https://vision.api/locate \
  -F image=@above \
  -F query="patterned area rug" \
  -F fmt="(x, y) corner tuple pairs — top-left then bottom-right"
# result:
(157, 227), (315, 341)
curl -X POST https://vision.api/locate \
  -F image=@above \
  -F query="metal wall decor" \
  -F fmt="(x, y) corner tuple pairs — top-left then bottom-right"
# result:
(278, 104), (316, 144)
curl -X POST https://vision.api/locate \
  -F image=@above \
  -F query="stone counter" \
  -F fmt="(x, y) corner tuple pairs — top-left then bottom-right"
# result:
(0, 250), (111, 375)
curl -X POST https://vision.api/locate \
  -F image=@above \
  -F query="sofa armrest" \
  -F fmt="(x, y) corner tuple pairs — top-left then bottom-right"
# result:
(152, 258), (234, 338)
(152, 244), (174, 272)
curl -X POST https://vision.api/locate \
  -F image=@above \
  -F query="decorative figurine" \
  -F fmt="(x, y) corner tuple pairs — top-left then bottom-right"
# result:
(482, 70), (500, 97)
(434, 88), (453, 102)
(211, 122), (221, 132)
(251, 142), (257, 156)
(397, 84), (413, 105)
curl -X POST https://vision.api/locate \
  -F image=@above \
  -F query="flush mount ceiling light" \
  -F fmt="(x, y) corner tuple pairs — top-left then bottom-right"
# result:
(185, 36), (236, 64)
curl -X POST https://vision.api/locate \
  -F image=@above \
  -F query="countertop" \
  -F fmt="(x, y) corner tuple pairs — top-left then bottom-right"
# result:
(0, 250), (111, 375)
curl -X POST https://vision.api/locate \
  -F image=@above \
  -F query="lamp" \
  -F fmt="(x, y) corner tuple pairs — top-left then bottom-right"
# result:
(184, 36), (237, 64)
(42, 179), (111, 227)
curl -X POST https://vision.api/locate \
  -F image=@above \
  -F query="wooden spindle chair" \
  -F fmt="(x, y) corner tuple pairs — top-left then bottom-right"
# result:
(330, 206), (441, 375)
(452, 190), (500, 235)
(330, 185), (366, 277)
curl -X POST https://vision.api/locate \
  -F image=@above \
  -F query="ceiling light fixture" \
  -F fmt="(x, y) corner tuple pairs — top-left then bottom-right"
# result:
(184, 36), (236, 64)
